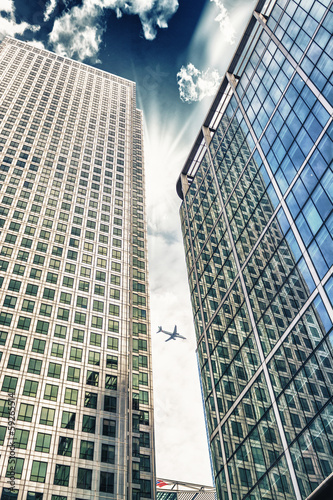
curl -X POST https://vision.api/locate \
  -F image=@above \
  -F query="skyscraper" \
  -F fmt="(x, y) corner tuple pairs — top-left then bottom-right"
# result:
(0, 36), (155, 499)
(177, 0), (332, 499)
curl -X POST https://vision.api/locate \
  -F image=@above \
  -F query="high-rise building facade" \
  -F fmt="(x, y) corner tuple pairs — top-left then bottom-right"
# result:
(0, 36), (155, 499)
(177, 0), (332, 499)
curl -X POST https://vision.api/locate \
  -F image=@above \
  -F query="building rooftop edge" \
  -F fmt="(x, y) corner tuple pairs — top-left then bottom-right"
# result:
(2, 35), (137, 88)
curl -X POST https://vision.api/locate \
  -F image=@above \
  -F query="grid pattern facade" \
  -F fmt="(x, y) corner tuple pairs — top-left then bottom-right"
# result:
(177, 0), (332, 499)
(0, 37), (155, 499)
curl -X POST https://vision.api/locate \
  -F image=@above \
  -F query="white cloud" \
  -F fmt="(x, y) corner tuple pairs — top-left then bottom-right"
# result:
(49, 1), (104, 63)
(210, 0), (236, 44)
(48, 0), (179, 62)
(177, 62), (221, 103)
(27, 39), (46, 50)
(44, 0), (58, 22)
(0, 0), (40, 42)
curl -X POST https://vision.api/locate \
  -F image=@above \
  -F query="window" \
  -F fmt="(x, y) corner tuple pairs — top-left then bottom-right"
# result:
(77, 296), (88, 308)
(39, 407), (55, 426)
(80, 440), (94, 460)
(94, 284), (105, 296)
(106, 355), (118, 370)
(74, 312), (86, 325)
(104, 396), (116, 413)
(70, 347), (82, 362)
(57, 308), (69, 321)
(40, 303), (52, 317)
(0, 312), (13, 327)
(44, 384), (58, 401)
(91, 316), (103, 329)
(23, 380), (38, 397)
(7, 354), (22, 370)
(32, 338), (45, 353)
(86, 371), (99, 386)
(88, 351), (100, 366)
(54, 324), (67, 339)
(84, 392), (97, 409)
(105, 375), (117, 390)
(100, 472), (114, 493)
(64, 388), (78, 405)
(93, 300), (103, 312)
(103, 419), (116, 437)
(35, 432), (51, 452)
(47, 362), (61, 379)
(13, 428), (29, 449)
(17, 403), (34, 422)
(140, 432), (150, 448)
(107, 337), (118, 350)
(26, 283), (38, 296)
(82, 415), (96, 433)
(77, 468), (92, 490)
(73, 328), (84, 343)
(67, 366), (80, 383)
(6, 458), (24, 479)
(30, 460), (47, 483)
(51, 343), (64, 358)
(108, 320), (119, 333)
(60, 292), (71, 305)
(3, 295), (17, 308)
(101, 444), (115, 464)
(8, 279), (21, 292)
(57, 436), (73, 457)
(54, 464), (70, 486)
(28, 358), (42, 375)
(43, 288), (55, 300)
(2, 375), (18, 393)
(63, 276), (74, 288)
(61, 411), (76, 430)
(90, 332), (101, 346)
(79, 280), (89, 292)
(12, 334), (26, 350)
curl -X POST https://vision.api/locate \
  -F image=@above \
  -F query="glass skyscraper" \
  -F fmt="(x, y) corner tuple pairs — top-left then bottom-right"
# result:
(177, 0), (332, 499)
(0, 37), (155, 499)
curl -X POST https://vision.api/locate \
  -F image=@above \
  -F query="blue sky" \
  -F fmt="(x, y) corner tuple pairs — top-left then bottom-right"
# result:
(0, 0), (257, 484)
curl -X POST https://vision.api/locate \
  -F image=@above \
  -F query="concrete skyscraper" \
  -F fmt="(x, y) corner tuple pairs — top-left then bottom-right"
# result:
(0, 37), (155, 499)
(177, 0), (332, 499)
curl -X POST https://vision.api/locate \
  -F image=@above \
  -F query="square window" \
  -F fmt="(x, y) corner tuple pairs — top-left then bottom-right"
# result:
(103, 419), (116, 437)
(104, 395), (116, 413)
(61, 411), (75, 430)
(12, 334), (27, 350)
(18, 403), (34, 422)
(54, 464), (70, 486)
(82, 415), (96, 434)
(30, 460), (47, 483)
(6, 457), (24, 479)
(32, 338), (45, 353)
(35, 432), (51, 453)
(39, 407), (55, 426)
(79, 440), (94, 460)
(64, 388), (78, 405)
(100, 471), (114, 493)
(28, 358), (42, 374)
(76, 468), (92, 490)
(57, 436), (73, 457)
(84, 392), (97, 409)
(23, 380), (38, 397)
(101, 443), (115, 464)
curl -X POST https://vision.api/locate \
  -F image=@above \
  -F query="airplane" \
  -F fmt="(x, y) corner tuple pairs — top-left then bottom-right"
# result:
(156, 325), (186, 342)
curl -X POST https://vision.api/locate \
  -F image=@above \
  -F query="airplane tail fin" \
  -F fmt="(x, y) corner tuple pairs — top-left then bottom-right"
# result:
(157, 326), (162, 333)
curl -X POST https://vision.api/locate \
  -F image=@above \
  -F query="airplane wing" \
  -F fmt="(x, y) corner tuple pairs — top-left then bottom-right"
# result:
(165, 336), (173, 342)
(173, 325), (177, 334)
